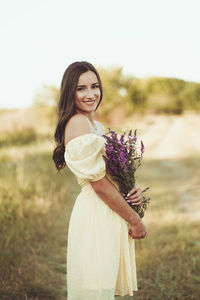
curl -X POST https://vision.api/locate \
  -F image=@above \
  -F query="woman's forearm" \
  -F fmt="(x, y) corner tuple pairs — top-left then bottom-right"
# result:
(90, 176), (139, 224)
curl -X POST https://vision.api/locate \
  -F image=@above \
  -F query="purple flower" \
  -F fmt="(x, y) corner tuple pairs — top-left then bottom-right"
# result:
(120, 134), (125, 143)
(141, 141), (145, 154)
(119, 151), (127, 163)
(133, 129), (137, 142)
(103, 127), (150, 219)
(106, 144), (114, 156)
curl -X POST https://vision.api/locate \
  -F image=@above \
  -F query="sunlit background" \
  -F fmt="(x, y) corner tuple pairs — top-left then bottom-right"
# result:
(0, 1), (200, 299)
(0, 0), (200, 108)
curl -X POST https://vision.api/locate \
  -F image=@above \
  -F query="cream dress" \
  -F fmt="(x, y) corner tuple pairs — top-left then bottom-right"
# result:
(64, 119), (138, 300)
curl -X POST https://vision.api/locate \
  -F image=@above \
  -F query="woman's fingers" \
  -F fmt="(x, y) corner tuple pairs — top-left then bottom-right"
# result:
(127, 184), (139, 197)
(128, 190), (142, 200)
(126, 194), (143, 205)
(125, 184), (143, 205)
(130, 197), (142, 206)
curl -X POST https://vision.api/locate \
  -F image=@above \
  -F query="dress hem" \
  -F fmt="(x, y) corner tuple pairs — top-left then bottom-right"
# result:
(115, 288), (138, 296)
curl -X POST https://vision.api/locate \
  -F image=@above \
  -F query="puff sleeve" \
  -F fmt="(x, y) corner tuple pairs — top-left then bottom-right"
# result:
(64, 133), (106, 182)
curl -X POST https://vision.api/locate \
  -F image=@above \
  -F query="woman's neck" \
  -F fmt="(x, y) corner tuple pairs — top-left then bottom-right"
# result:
(76, 111), (95, 126)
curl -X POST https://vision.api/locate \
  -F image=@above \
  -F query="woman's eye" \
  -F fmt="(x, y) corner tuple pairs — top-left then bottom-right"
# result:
(77, 85), (99, 91)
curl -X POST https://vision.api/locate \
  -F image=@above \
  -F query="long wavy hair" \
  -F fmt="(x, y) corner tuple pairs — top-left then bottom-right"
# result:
(52, 61), (103, 173)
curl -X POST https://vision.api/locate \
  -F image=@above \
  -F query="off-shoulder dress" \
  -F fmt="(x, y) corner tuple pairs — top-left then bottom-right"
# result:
(64, 120), (137, 300)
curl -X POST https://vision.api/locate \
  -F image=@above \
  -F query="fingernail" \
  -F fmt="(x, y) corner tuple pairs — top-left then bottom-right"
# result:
(127, 193), (130, 197)
(131, 203), (135, 206)
(126, 200), (131, 203)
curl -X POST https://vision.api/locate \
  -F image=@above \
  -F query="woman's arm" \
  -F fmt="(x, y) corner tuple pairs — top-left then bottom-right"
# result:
(91, 176), (146, 239)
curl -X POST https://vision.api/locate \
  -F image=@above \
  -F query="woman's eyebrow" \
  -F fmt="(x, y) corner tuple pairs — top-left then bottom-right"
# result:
(77, 82), (99, 87)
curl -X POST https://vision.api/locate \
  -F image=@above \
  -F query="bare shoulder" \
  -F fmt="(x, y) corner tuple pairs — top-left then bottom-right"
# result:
(64, 114), (92, 145)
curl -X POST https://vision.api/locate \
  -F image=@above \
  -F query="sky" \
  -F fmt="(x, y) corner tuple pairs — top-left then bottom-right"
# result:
(0, 0), (200, 109)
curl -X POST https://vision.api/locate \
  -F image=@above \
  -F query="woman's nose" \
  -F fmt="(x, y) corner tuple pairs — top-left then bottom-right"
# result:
(86, 88), (95, 99)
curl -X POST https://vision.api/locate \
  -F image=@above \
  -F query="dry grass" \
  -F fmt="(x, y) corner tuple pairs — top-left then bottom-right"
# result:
(0, 108), (200, 299)
(0, 151), (77, 300)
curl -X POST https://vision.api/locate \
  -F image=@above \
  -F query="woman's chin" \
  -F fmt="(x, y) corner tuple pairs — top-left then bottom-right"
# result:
(77, 107), (96, 114)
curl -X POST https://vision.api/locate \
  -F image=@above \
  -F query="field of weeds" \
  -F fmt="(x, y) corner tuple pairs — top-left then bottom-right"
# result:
(0, 108), (199, 299)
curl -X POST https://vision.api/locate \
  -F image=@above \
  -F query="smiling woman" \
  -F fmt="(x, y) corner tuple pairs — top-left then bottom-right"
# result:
(75, 71), (101, 116)
(52, 61), (103, 171)
(52, 61), (146, 300)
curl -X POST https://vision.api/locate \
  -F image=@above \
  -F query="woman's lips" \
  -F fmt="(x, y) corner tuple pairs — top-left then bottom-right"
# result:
(83, 100), (96, 106)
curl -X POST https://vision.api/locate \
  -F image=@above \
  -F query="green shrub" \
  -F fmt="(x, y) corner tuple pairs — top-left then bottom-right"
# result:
(0, 126), (37, 146)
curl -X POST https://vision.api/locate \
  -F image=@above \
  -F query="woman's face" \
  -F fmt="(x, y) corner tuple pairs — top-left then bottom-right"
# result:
(75, 70), (101, 114)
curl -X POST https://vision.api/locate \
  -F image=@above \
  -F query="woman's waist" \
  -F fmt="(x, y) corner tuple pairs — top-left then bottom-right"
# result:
(77, 179), (92, 189)
(77, 175), (120, 191)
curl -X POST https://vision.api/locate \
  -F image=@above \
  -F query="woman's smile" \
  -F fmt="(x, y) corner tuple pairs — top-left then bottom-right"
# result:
(83, 100), (96, 106)
(75, 70), (101, 114)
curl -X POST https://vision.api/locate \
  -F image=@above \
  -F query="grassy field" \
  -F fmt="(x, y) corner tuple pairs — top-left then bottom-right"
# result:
(0, 149), (75, 299)
(0, 110), (200, 299)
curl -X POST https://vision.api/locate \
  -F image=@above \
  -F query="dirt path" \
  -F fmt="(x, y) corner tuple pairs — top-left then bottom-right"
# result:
(125, 113), (200, 159)
(124, 113), (200, 223)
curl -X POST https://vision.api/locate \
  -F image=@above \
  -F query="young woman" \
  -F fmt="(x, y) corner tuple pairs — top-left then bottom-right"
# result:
(53, 61), (147, 300)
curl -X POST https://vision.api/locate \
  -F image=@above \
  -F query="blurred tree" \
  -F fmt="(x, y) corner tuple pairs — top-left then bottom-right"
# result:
(124, 77), (147, 115)
(33, 84), (60, 125)
(97, 66), (128, 122)
(34, 84), (59, 107)
(33, 68), (200, 126)
(180, 81), (200, 111)
(145, 77), (185, 114)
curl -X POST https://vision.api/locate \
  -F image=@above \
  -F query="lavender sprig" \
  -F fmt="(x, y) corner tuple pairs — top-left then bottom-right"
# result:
(102, 128), (150, 219)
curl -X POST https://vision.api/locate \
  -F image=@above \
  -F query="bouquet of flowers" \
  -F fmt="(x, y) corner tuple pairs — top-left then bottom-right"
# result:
(102, 128), (150, 218)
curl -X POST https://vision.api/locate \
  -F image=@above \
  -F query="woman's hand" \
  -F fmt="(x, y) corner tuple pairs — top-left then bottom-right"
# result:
(128, 213), (147, 239)
(126, 184), (143, 206)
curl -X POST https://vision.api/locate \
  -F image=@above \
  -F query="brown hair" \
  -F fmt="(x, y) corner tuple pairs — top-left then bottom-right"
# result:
(52, 61), (103, 173)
